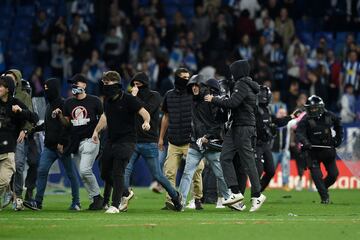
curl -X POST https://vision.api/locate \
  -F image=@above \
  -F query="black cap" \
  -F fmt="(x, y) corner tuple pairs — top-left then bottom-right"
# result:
(68, 74), (87, 84)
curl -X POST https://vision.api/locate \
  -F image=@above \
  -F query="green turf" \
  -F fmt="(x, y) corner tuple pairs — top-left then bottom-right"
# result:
(0, 188), (359, 240)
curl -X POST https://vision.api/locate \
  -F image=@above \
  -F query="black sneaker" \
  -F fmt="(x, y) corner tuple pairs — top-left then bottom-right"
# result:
(171, 192), (183, 212)
(195, 199), (204, 210)
(23, 200), (42, 210)
(88, 195), (104, 210)
(161, 205), (171, 210)
(321, 198), (331, 204)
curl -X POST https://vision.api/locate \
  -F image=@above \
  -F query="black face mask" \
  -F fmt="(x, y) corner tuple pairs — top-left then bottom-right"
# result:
(103, 83), (121, 98)
(44, 88), (60, 103)
(71, 84), (85, 95)
(137, 86), (150, 99)
(175, 76), (188, 91)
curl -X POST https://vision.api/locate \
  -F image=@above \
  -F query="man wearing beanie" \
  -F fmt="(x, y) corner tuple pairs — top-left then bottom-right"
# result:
(3, 69), (35, 211)
(158, 68), (204, 210)
(205, 60), (266, 212)
(54, 73), (104, 210)
(120, 72), (182, 212)
(23, 78), (80, 211)
(0, 76), (38, 206)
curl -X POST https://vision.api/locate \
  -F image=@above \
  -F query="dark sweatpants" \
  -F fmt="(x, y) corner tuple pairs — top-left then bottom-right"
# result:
(101, 141), (135, 208)
(309, 148), (338, 200)
(256, 143), (275, 192)
(220, 126), (261, 198)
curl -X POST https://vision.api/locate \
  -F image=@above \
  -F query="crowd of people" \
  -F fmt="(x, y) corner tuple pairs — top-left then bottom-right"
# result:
(0, 0), (354, 213)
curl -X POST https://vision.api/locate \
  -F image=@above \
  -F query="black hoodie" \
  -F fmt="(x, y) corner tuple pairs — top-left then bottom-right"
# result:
(212, 60), (260, 127)
(131, 72), (162, 143)
(34, 78), (69, 151)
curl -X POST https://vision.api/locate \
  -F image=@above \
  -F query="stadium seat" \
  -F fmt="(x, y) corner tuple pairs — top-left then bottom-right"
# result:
(298, 32), (314, 48)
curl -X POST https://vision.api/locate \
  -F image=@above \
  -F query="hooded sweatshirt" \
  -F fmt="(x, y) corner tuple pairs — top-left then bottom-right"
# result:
(212, 60), (260, 126)
(0, 76), (38, 154)
(6, 69), (34, 131)
(33, 78), (69, 151)
(131, 72), (162, 143)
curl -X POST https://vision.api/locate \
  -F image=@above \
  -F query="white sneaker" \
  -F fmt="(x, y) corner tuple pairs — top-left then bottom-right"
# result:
(229, 201), (246, 211)
(215, 197), (225, 209)
(14, 198), (25, 211)
(186, 199), (195, 209)
(105, 206), (119, 214)
(295, 179), (303, 191)
(222, 193), (244, 206)
(249, 194), (266, 212)
(103, 203), (110, 210)
(119, 190), (135, 212)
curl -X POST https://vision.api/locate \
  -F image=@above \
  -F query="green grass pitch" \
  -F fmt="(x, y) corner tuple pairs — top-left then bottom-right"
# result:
(0, 188), (359, 240)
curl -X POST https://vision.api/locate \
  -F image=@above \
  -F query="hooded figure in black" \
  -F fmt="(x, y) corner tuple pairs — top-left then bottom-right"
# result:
(205, 60), (266, 212)
(0, 76), (38, 198)
(23, 78), (80, 211)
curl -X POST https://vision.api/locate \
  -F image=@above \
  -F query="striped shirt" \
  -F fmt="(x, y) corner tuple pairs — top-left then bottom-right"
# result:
(342, 61), (360, 90)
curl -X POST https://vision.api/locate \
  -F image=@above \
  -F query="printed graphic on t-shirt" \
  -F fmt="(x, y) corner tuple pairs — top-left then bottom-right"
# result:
(71, 106), (90, 126)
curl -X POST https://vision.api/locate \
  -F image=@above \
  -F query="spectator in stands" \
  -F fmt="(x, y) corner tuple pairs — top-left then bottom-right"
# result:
(236, 34), (253, 62)
(266, 0), (281, 20)
(192, 5), (211, 45)
(102, 26), (125, 71)
(51, 33), (67, 80)
(287, 40), (307, 83)
(307, 67), (329, 105)
(340, 50), (360, 92)
(340, 84), (357, 123)
(157, 17), (172, 50)
(327, 49), (341, 109)
(82, 49), (107, 95)
(268, 38), (286, 89)
(32, 10), (51, 68)
(71, 0), (94, 24)
(235, 0), (261, 19)
(269, 89), (287, 115)
(255, 9), (274, 31)
(235, 10), (256, 43)
(146, 0), (165, 19)
(275, 8), (295, 50)
(253, 56), (273, 84)
(283, 79), (300, 113)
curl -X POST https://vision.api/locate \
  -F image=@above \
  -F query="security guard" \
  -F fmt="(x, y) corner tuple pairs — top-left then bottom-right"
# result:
(255, 85), (294, 192)
(296, 95), (343, 203)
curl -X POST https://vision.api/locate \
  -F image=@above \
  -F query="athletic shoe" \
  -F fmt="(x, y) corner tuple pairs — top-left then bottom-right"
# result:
(1, 190), (13, 209)
(88, 195), (104, 210)
(249, 194), (266, 212)
(170, 192), (183, 211)
(103, 202), (110, 210)
(105, 206), (119, 214)
(14, 198), (25, 211)
(321, 198), (331, 204)
(215, 197), (225, 209)
(283, 185), (291, 192)
(222, 193), (244, 206)
(119, 190), (134, 212)
(149, 181), (163, 194)
(24, 189), (34, 201)
(228, 201), (246, 211)
(195, 199), (203, 210)
(23, 200), (42, 210)
(295, 178), (303, 191)
(69, 202), (81, 211)
(186, 199), (195, 209)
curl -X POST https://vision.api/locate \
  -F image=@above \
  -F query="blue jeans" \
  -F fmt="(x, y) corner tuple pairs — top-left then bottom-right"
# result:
(35, 147), (80, 205)
(179, 148), (230, 205)
(124, 143), (177, 199)
(272, 150), (290, 185)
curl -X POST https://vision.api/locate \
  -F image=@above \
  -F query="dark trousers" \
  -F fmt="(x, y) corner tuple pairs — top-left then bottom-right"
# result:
(309, 148), (338, 200)
(256, 143), (275, 192)
(99, 142), (113, 204)
(220, 126), (261, 197)
(101, 141), (135, 208)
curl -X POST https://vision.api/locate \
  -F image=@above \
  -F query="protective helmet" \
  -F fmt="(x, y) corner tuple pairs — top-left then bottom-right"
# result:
(304, 95), (325, 118)
(258, 85), (272, 105)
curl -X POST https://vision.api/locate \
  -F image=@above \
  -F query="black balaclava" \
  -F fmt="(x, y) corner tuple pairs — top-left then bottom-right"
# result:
(44, 78), (61, 103)
(229, 59), (250, 81)
(131, 72), (150, 100)
(174, 75), (189, 91)
(102, 83), (122, 99)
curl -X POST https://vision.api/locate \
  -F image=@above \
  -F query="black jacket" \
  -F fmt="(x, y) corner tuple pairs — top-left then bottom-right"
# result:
(296, 111), (343, 148)
(0, 97), (38, 154)
(163, 88), (192, 146)
(256, 105), (292, 144)
(190, 96), (227, 150)
(212, 77), (260, 127)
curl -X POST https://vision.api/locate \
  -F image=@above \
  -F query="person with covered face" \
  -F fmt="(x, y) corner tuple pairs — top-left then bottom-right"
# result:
(178, 75), (244, 210)
(255, 85), (296, 192)
(53, 74), (104, 210)
(92, 71), (157, 214)
(296, 95), (343, 204)
(118, 72), (182, 212)
(204, 60), (265, 212)
(0, 76), (38, 207)
(23, 78), (80, 211)
(158, 68), (204, 210)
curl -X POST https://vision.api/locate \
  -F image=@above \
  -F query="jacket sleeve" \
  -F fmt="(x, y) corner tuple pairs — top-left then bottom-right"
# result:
(212, 82), (247, 109)
(295, 118), (310, 146)
(204, 104), (222, 139)
(273, 116), (292, 128)
(137, 92), (161, 114)
(15, 99), (38, 125)
(331, 113), (343, 144)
